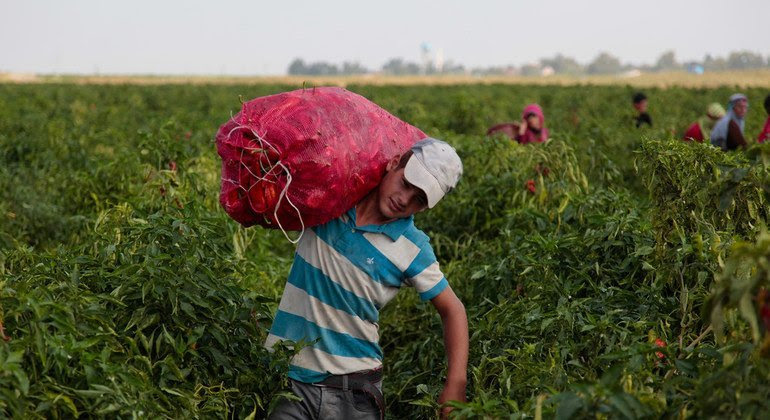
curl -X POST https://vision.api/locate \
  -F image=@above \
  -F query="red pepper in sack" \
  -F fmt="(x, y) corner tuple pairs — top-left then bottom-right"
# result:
(216, 87), (426, 233)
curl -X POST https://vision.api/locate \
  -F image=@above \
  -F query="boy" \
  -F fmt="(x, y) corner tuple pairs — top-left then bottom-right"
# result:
(633, 92), (652, 128)
(267, 138), (469, 419)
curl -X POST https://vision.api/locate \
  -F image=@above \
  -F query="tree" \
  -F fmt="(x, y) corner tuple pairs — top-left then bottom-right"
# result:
(587, 52), (622, 74)
(703, 54), (728, 71)
(440, 61), (466, 75)
(381, 58), (421, 75)
(286, 59), (339, 75)
(287, 58), (307, 75)
(519, 63), (542, 76)
(309, 62), (340, 75)
(341, 62), (368, 75)
(470, 66), (516, 76)
(726, 51), (766, 69)
(655, 50), (680, 72)
(540, 54), (584, 75)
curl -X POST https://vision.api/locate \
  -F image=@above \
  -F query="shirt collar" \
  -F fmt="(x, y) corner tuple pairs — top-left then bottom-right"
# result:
(346, 207), (413, 241)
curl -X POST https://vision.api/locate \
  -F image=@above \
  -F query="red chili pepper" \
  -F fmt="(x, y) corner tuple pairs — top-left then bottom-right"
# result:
(168, 161), (177, 171)
(655, 338), (666, 359)
(526, 179), (536, 194)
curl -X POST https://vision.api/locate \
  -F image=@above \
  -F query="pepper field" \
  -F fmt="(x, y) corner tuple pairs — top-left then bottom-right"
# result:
(1, 82), (769, 418)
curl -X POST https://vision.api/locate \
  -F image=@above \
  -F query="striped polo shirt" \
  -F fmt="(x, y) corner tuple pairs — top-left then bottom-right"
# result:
(265, 207), (448, 383)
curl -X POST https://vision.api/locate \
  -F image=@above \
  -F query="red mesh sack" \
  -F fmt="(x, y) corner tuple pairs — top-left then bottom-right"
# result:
(216, 87), (426, 233)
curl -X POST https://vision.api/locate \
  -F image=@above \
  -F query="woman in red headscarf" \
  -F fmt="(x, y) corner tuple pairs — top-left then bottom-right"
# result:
(486, 103), (549, 144)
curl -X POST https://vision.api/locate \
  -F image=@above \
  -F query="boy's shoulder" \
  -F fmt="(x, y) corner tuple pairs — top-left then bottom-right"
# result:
(311, 210), (433, 256)
(400, 222), (431, 249)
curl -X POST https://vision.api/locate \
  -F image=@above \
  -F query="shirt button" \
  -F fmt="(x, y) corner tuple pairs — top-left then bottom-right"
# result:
(351, 229), (355, 233)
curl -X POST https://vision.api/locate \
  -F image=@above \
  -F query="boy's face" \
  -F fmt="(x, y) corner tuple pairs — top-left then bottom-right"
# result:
(376, 156), (429, 220)
(633, 99), (648, 113)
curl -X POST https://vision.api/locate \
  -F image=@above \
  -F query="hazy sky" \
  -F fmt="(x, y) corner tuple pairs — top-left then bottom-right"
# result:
(1, 0), (768, 75)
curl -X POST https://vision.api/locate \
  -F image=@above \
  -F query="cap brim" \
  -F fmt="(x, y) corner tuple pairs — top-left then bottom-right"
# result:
(404, 156), (443, 208)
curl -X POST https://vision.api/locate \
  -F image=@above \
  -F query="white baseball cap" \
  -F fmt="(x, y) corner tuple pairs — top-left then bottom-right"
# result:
(403, 138), (463, 208)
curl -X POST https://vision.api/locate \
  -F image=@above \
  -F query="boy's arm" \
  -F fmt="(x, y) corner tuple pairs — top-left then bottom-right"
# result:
(430, 286), (468, 416)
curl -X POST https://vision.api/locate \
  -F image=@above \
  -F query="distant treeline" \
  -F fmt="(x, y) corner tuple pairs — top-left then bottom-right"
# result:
(287, 50), (770, 76)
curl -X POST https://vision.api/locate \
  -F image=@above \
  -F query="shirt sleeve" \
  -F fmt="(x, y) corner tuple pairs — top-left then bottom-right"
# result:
(403, 242), (448, 301)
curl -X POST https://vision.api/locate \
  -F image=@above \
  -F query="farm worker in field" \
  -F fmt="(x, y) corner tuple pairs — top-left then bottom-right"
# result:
(683, 103), (726, 142)
(711, 93), (749, 151)
(757, 94), (770, 144)
(486, 103), (549, 144)
(267, 138), (468, 420)
(633, 92), (652, 128)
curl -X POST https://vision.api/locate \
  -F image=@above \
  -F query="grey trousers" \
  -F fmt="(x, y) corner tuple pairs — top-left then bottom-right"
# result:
(269, 379), (382, 419)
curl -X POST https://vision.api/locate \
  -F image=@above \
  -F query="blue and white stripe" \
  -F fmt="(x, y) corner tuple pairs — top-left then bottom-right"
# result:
(265, 207), (448, 383)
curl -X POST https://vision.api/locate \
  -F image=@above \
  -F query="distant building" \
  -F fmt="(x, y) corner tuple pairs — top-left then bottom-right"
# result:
(685, 63), (705, 74)
(620, 69), (642, 78)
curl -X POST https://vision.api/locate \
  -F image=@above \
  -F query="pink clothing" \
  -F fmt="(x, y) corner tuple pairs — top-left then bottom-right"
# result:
(486, 122), (517, 139)
(758, 116), (770, 144)
(516, 104), (548, 144)
(515, 129), (545, 144)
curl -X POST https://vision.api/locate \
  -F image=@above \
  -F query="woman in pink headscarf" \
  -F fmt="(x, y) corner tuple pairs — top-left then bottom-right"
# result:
(516, 104), (549, 144)
(486, 103), (549, 144)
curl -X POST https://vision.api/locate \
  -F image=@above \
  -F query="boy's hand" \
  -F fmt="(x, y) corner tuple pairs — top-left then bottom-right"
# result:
(431, 287), (469, 418)
(438, 380), (466, 418)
